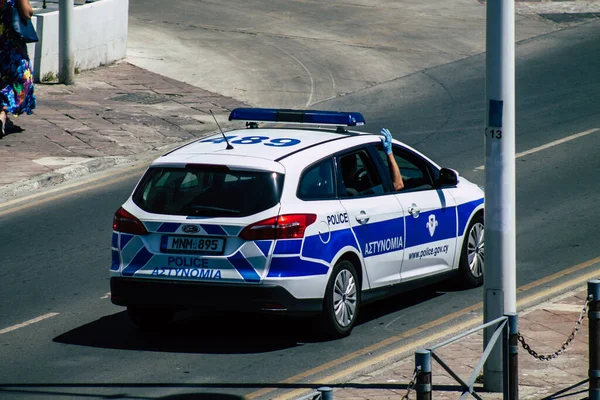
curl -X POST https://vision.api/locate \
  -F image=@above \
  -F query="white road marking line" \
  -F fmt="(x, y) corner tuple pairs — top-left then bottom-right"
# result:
(0, 313), (60, 335)
(268, 42), (315, 108)
(475, 127), (599, 170)
(384, 313), (405, 330)
(101, 292), (111, 299)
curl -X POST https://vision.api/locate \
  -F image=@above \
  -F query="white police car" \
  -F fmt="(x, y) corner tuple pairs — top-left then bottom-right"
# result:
(110, 108), (484, 337)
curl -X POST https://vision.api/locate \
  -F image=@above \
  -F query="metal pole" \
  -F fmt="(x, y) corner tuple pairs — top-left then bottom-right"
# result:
(589, 280), (600, 400)
(318, 386), (333, 400)
(484, 0), (516, 392)
(415, 349), (432, 400)
(59, 0), (74, 84)
(506, 313), (519, 400)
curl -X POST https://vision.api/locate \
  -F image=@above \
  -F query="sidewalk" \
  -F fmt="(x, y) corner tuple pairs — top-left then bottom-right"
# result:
(330, 287), (592, 400)
(0, 61), (246, 200)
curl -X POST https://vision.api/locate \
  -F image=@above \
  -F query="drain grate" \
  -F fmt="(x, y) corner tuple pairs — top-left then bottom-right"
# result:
(110, 92), (181, 105)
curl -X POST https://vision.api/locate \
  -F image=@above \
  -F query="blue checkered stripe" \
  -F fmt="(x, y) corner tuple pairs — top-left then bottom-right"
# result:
(263, 198), (484, 278)
(457, 198), (484, 235)
(113, 228), (275, 282)
(226, 240), (273, 282)
(110, 233), (120, 271)
(266, 227), (360, 278)
(112, 198), (483, 281)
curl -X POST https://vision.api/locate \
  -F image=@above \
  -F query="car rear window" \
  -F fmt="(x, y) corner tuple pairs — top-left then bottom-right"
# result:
(132, 165), (284, 217)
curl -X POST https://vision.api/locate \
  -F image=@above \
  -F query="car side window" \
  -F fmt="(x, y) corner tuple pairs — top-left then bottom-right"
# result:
(297, 158), (336, 200)
(338, 149), (384, 198)
(377, 145), (435, 191)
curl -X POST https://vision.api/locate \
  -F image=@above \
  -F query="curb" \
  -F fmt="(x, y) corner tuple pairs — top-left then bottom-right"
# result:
(0, 156), (131, 201)
(0, 131), (220, 202)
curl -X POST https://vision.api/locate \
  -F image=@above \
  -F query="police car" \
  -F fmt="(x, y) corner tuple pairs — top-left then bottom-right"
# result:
(110, 108), (484, 337)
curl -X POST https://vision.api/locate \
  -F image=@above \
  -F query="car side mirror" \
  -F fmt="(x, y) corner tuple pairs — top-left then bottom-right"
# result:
(437, 168), (458, 187)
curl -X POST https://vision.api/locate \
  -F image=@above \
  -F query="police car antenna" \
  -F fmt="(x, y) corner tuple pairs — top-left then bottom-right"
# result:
(210, 110), (233, 150)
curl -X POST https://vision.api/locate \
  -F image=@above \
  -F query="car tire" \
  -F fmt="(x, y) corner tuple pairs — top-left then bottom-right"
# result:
(321, 259), (360, 338)
(457, 212), (484, 288)
(127, 306), (174, 329)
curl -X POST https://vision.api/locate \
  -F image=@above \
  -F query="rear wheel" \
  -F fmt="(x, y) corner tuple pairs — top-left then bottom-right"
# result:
(321, 260), (360, 338)
(127, 306), (174, 329)
(458, 213), (484, 288)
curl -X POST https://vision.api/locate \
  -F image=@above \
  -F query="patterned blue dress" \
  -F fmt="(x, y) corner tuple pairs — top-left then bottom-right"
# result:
(0, 0), (36, 116)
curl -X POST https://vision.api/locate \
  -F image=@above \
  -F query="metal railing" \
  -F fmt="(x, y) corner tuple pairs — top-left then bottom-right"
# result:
(410, 279), (600, 400)
(412, 314), (516, 400)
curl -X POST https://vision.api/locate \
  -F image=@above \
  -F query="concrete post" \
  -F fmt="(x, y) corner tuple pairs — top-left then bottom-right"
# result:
(589, 280), (600, 400)
(484, 0), (516, 392)
(415, 350), (432, 400)
(59, 0), (74, 84)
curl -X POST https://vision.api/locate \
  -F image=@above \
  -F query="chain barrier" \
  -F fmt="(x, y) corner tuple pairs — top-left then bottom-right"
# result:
(401, 366), (421, 400)
(517, 294), (591, 361)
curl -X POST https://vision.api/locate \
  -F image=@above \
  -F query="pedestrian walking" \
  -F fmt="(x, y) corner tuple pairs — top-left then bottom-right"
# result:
(0, 0), (37, 138)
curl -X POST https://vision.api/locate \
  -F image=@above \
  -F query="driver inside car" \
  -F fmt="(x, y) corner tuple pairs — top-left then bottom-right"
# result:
(340, 154), (361, 196)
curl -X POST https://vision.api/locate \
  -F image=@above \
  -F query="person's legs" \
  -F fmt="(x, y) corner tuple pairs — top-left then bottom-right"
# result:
(0, 109), (6, 138)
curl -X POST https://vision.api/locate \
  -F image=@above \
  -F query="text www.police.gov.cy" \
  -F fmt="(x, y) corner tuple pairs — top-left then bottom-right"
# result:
(408, 245), (449, 260)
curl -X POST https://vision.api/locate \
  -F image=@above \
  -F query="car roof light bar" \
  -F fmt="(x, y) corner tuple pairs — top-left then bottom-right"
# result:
(228, 108), (366, 127)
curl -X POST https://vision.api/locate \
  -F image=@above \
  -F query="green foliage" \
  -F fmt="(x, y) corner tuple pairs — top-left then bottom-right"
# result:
(41, 71), (57, 83)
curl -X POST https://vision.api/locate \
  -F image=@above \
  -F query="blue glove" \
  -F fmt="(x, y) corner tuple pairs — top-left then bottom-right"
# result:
(380, 128), (393, 155)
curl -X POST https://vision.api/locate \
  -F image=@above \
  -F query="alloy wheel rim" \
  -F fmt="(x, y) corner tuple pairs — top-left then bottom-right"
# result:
(333, 269), (357, 327)
(467, 222), (484, 278)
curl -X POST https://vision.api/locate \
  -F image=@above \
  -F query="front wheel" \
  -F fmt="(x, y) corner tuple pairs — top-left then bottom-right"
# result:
(321, 260), (360, 338)
(457, 213), (484, 288)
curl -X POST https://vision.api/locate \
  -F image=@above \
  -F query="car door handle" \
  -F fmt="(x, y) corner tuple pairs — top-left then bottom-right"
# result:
(355, 212), (370, 224)
(408, 204), (421, 218)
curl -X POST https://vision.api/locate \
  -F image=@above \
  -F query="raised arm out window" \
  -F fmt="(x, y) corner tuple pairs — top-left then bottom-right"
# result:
(377, 144), (437, 192)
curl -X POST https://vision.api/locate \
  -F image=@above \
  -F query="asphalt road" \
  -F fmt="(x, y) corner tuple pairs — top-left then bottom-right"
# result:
(1, 16), (599, 400)
(125, 0), (557, 109)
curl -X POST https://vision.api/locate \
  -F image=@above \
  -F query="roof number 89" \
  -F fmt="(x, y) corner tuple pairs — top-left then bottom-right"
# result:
(204, 136), (301, 147)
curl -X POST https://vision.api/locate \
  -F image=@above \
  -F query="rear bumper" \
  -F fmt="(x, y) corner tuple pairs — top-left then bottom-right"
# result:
(110, 277), (323, 315)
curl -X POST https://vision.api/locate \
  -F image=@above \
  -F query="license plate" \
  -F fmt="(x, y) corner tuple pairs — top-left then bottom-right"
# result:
(162, 236), (225, 254)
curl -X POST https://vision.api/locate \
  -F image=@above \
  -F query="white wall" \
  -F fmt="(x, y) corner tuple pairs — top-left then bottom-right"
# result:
(28, 0), (128, 82)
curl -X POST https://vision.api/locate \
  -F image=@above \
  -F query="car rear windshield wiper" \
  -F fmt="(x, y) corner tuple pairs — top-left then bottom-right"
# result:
(188, 205), (241, 216)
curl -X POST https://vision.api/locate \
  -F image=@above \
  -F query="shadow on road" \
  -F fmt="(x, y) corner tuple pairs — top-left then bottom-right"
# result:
(356, 283), (450, 326)
(53, 310), (310, 354)
(53, 283), (454, 354)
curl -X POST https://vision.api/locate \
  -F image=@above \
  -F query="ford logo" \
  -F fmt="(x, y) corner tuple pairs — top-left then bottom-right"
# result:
(182, 225), (200, 234)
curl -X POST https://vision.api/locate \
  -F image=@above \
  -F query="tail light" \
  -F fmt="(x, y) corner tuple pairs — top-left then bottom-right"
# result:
(113, 207), (148, 235)
(239, 214), (317, 240)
